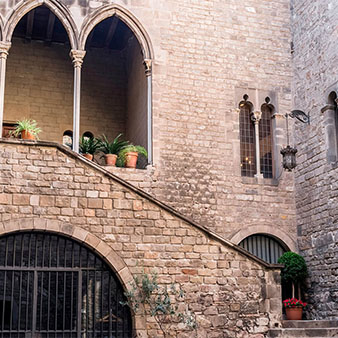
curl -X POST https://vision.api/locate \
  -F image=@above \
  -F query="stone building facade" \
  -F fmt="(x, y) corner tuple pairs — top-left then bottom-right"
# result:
(0, 0), (337, 336)
(0, 139), (283, 337)
(291, 0), (338, 320)
(0, 0), (297, 252)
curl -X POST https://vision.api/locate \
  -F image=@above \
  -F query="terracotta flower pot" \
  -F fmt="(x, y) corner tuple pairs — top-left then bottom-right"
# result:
(104, 154), (117, 166)
(21, 130), (35, 140)
(125, 151), (138, 168)
(83, 153), (93, 161)
(286, 307), (303, 320)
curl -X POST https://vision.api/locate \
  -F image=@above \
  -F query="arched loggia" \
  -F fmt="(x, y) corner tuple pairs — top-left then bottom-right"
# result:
(3, 4), (74, 143)
(77, 5), (154, 164)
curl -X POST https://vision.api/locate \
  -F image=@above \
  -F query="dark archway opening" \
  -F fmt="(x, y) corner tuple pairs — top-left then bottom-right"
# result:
(82, 16), (148, 167)
(4, 5), (73, 143)
(0, 231), (132, 337)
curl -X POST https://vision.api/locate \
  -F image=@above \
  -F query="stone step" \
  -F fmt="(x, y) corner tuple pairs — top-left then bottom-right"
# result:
(282, 320), (338, 329)
(268, 327), (338, 337)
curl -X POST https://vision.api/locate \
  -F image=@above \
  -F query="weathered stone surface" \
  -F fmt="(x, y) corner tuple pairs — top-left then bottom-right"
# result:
(0, 141), (282, 337)
(291, 0), (338, 320)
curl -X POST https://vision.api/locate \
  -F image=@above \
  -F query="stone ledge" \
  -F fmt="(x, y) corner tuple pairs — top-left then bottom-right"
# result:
(0, 138), (283, 270)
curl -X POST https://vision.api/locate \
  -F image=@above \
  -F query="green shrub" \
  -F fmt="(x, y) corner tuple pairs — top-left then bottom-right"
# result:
(278, 252), (308, 284)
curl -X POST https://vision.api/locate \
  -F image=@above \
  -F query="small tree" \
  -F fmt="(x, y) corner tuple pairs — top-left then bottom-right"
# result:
(121, 271), (196, 337)
(278, 252), (307, 299)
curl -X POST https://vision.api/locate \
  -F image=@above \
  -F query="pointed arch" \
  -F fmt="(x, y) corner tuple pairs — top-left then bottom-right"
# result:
(79, 4), (154, 59)
(0, 13), (4, 40)
(4, 0), (78, 49)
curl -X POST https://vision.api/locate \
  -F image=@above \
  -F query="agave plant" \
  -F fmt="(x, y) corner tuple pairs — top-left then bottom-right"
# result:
(118, 144), (148, 168)
(118, 145), (148, 161)
(98, 134), (129, 155)
(79, 136), (100, 155)
(12, 119), (41, 139)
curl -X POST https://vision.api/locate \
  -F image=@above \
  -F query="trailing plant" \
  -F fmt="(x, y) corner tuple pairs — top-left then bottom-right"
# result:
(283, 298), (307, 308)
(118, 145), (148, 162)
(278, 251), (308, 299)
(98, 133), (129, 155)
(11, 119), (41, 139)
(79, 136), (100, 155)
(121, 270), (197, 337)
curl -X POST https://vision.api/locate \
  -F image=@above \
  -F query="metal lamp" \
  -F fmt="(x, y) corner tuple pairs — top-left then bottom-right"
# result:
(280, 145), (297, 171)
(280, 110), (309, 171)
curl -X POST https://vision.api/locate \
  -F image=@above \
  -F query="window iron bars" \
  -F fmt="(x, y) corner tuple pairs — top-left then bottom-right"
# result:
(0, 232), (132, 338)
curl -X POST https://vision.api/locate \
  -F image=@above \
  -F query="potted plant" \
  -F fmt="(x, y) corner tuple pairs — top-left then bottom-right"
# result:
(79, 136), (100, 161)
(98, 134), (129, 166)
(11, 119), (41, 140)
(283, 298), (307, 320)
(278, 252), (308, 320)
(118, 144), (148, 168)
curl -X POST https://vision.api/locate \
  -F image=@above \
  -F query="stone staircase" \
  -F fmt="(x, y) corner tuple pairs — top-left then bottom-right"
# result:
(268, 320), (338, 337)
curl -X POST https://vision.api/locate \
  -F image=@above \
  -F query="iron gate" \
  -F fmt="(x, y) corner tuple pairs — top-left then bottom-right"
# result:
(0, 232), (132, 338)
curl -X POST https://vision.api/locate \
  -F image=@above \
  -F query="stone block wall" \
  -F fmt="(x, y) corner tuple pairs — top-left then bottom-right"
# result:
(0, 140), (283, 337)
(291, 0), (338, 320)
(0, 0), (296, 251)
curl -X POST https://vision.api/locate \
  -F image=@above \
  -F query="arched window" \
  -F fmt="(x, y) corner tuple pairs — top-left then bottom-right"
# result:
(239, 97), (256, 177)
(63, 130), (73, 148)
(82, 131), (94, 140)
(239, 234), (288, 264)
(259, 104), (274, 178)
(0, 232), (132, 336)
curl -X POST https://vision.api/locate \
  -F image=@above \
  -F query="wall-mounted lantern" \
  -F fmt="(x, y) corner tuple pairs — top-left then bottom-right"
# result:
(280, 110), (310, 171)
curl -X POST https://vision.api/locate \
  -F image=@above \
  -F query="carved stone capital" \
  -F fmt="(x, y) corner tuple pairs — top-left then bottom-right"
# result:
(70, 50), (86, 68)
(143, 59), (152, 76)
(0, 42), (11, 59)
(251, 110), (262, 123)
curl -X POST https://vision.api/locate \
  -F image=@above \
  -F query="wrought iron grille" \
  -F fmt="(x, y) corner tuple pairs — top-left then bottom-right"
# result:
(0, 232), (132, 338)
(239, 103), (256, 177)
(239, 234), (287, 264)
(259, 105), (273, 178)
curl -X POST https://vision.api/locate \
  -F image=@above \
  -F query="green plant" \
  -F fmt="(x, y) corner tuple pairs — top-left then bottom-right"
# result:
(79, 136), (100, 155)
(11, 119), (41, 138)
(118, 145), (148, 162)
(278, 252), (308, 298)
(98, 134), (129, 155)
(121, 270), (196, 337)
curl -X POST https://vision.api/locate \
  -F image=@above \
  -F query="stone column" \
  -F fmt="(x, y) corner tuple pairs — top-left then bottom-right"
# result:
(0, 42), (11, 138)
(144, 59), (152, 164)
(251, 110), (263, 178)
(70, 50), (86, 153)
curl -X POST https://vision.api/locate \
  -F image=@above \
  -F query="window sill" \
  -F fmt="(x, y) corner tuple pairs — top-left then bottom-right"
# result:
(241, 176), (279, 186)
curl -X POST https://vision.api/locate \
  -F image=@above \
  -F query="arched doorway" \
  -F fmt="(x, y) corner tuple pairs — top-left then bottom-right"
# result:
(239, 233), (288, 264)
(0, 232), (132, 336)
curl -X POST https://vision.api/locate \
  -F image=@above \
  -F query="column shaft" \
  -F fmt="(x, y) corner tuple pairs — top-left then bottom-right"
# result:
(70, 50), (86, 153)
(251, 110), (263, 178)
(0, 43), (11, 138)
(144, 59), (152, 164)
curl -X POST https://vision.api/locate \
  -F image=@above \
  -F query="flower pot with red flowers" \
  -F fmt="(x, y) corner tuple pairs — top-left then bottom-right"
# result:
(11, 119), (41, 140)
(98, 134), (129, 166)
(283, 298), (307, 320)
(79, 136), (100, 161)
(118, 144), (148, 169)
